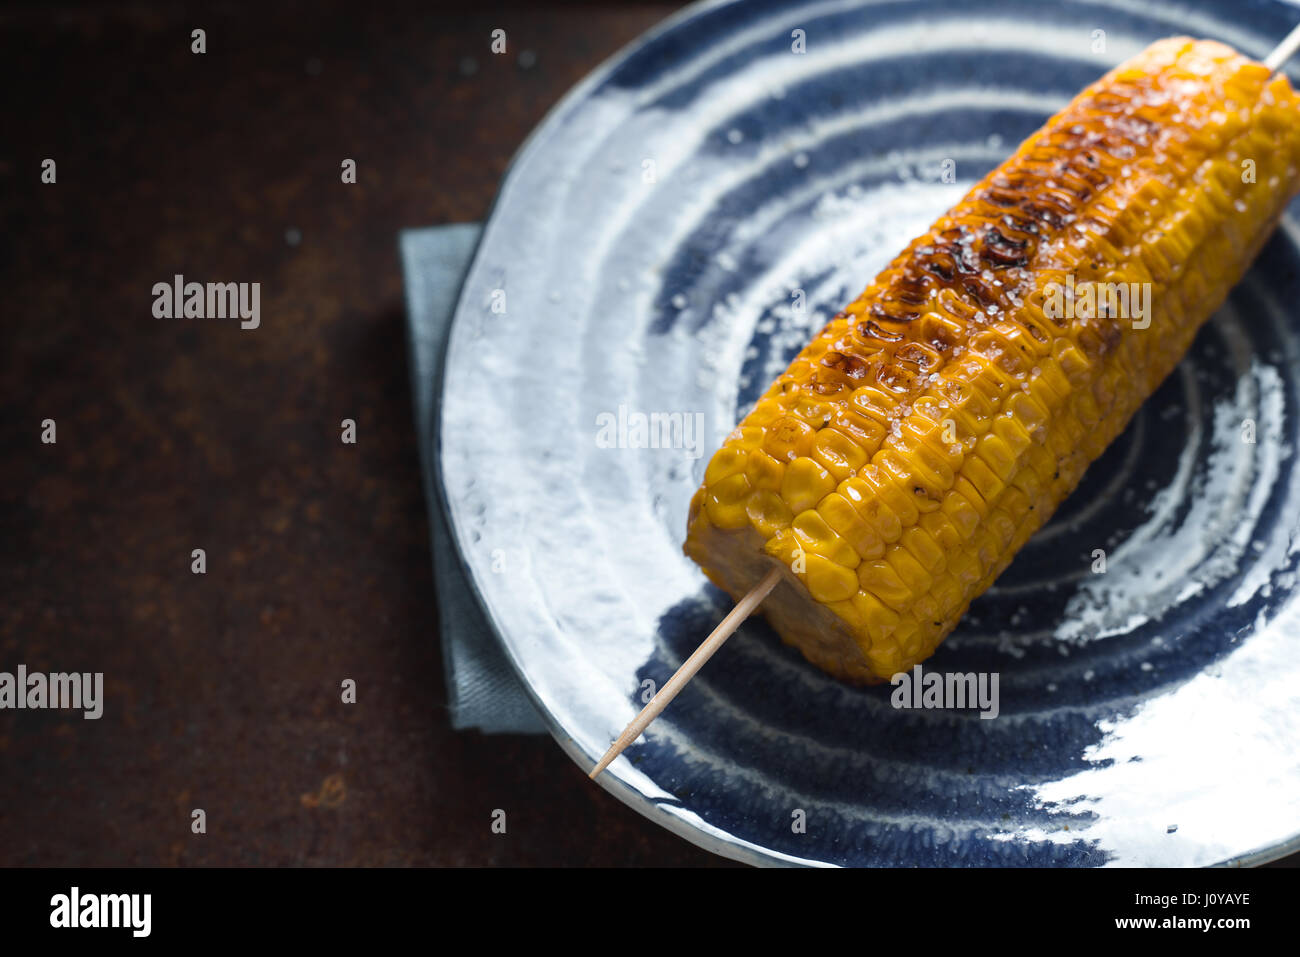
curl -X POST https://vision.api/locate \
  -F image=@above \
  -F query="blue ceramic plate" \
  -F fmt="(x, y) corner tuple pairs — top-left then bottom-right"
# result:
(439, 0), (1300, 866)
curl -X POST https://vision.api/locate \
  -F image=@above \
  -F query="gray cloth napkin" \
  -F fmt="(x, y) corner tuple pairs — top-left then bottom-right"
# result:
(400, 224), (547, 734)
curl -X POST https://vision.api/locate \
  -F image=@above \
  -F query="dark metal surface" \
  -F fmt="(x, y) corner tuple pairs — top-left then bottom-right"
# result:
(0, 0), (736, 866)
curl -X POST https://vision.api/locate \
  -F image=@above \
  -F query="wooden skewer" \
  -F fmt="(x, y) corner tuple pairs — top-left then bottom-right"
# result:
(1265, 20), (1300, 74)
(589, 22), (1300, 782)
(588, 566), (782, 779)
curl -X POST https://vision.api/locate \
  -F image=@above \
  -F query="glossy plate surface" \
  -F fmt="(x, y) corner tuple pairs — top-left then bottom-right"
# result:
(439, 0), (1300, 865)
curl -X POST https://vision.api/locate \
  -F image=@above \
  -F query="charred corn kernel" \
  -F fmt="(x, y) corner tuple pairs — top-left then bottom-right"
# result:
(684, 37), (1300, 684)
(781, 456), (836, 513)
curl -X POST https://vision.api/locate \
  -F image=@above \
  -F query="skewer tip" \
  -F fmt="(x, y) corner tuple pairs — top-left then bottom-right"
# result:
(586, 566), (783, 781)
(1264, 20), (1300, 75)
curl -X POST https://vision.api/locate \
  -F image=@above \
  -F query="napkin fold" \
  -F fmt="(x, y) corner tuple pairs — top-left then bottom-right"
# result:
(400, 223), (548, 735)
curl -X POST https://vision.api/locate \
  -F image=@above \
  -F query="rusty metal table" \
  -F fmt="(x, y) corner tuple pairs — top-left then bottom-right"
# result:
(0, 0), (1294, 868)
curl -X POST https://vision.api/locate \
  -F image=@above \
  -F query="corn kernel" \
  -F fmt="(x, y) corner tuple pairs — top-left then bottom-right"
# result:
(840, 476), (902, 543)
(900, 525), (945, 574)
(745, 490), (793, 537)
(812, 426), (869, 479)
(792, 510), (860, 568)
(704, 447), (748, 487)
(781, 456), (836, 513)
(818, 492), (886, 560)
(974, 431), (1017, 481)
(961, 453), (1006, 504)
(886, 544), (932, 595)
(763, 415), (816, 462)
(857, 559), (912, 611)
(863, 463), (921, 528)
(744, 449), (785, 490)
(802, 554), (860, 602)
(703, 473), (752, 529)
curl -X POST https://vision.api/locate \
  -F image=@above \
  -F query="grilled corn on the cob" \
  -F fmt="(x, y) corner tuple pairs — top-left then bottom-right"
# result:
(684, 37), (1300, 684)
